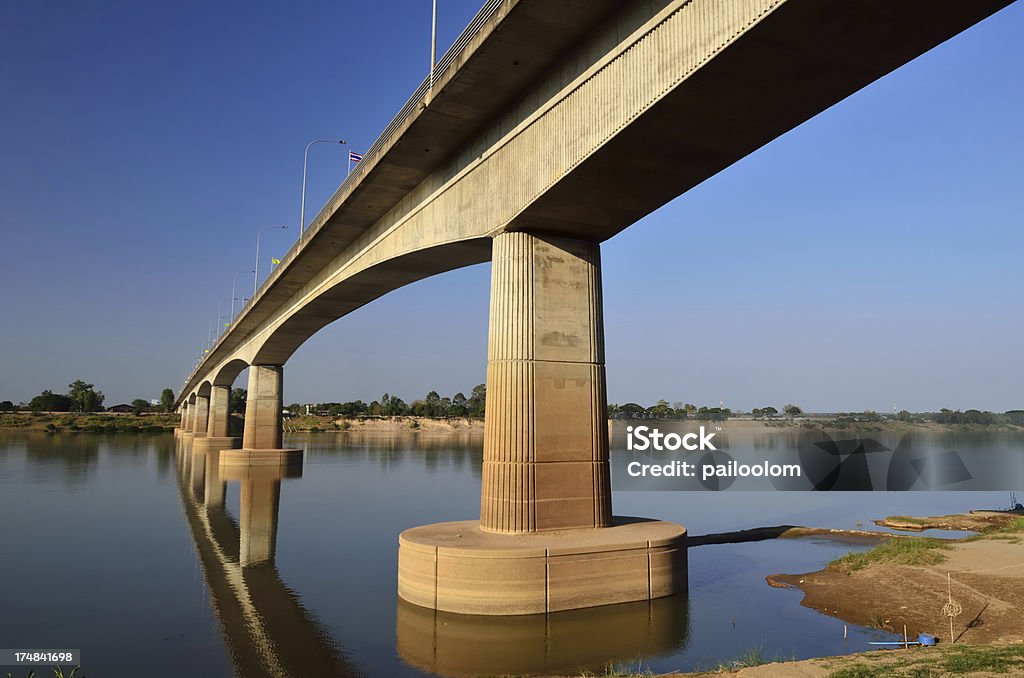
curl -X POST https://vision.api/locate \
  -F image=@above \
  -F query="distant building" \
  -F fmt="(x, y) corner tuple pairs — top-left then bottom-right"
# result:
(149, 399), (161, 407)
(108, 404), (134, 413)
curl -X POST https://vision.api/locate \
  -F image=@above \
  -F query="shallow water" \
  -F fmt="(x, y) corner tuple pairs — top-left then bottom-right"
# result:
(0, 429), (1019, 677)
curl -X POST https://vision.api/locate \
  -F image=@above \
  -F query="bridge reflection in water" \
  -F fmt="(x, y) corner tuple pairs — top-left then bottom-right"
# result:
(173, 436), (363, 678)
(397, 594), (689, 677)
(173, 435), (690, 676)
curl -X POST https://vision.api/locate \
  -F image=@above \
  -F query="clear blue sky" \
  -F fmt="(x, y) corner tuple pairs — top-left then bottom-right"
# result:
(1, 1), (1020, 412)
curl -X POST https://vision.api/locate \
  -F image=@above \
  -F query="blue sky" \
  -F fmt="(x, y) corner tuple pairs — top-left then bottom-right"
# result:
(1, 1), (1020, 412)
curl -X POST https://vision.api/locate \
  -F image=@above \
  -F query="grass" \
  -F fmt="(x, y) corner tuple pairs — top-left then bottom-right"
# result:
(829, 537), (949, 573)
(0, 412), (178, 433)
(829, 644), (1024, 677)
(963, 516), (1024, 543)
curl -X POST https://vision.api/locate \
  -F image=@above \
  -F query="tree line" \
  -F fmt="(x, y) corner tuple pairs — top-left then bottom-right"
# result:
(287, 385), (487, 419)
(1, 382), (176, 414)
(608, 401), (803, 421)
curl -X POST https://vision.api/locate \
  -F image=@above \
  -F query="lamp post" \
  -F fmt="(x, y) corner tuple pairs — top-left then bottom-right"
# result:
(430, 0), (438, 89)
(231, 269), (254, 321)
(254, 225), (288, 298)
(300, 139), (346, 236)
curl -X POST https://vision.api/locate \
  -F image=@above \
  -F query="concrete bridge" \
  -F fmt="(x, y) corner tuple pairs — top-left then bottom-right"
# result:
(173, 0), (1014, 614)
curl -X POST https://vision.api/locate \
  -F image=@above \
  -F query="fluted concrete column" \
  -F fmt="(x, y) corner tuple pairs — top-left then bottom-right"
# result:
(480, 232), (612, 533)
(193, 394), (210, 438)
(187, 400), (197, 432)
(240, 477), (281, 566)
(242, 365), (283, 450)
(179, 405), (188, 429)
(207, 384), (231, 437)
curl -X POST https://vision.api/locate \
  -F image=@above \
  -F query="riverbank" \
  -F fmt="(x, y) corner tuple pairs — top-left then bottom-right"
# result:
(679, 642), (1024, 677)
(0, 411), (179, 433)
(6, 411), (1014, 435)
(619, 509), (1024, 677)
(766, 510), (1024, 645)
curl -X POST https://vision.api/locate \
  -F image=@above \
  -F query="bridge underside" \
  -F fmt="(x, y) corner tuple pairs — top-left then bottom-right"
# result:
(176, 0), (1014, 614)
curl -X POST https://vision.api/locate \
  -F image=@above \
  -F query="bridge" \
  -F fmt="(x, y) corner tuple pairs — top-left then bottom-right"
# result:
(173, 0), (1014, 614)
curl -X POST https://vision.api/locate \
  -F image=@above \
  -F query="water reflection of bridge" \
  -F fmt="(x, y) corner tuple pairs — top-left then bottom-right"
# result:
(173, 437), (363, 678)
(174, 435), (690, 676)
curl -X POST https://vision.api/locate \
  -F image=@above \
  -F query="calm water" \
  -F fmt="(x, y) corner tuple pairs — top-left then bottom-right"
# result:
(1, 428), (1021, 677)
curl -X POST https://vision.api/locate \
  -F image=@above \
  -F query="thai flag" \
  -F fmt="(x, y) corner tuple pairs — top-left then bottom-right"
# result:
(349, 151), (363, 163)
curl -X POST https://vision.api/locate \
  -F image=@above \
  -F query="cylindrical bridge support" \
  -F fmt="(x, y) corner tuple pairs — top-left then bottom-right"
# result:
(207, 384), (232, 438)
(221, 364), (302, 469)
(242, 365), (284, 450)
(401, 232), (686, 615)
(480, 232), (612, 532)
(192, 394), (210, 438)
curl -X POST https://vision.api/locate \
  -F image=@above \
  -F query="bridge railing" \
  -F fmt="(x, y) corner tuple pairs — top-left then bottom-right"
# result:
(186, 0), (506, 390)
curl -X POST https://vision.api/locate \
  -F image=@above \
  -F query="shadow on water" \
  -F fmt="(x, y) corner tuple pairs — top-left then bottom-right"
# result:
(173, 436), (365, 678)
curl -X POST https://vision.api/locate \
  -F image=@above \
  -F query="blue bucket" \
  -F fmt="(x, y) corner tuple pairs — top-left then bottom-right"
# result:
(918, 633), (937, 646)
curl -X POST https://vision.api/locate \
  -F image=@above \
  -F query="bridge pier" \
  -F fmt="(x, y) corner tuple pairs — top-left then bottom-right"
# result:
(220, 365), (302, 469)
(196, 383), (241, 456)
(192, 394), (210, 438)
(175, 402), (191, 436)
(399, 232), (686, 615)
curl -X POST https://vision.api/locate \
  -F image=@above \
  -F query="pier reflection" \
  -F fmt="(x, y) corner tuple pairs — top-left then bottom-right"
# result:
(173, 437), (362, 677)
(396, 591), (690, 676)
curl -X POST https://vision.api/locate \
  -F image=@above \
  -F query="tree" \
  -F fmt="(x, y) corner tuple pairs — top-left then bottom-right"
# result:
(160, 388), (175, 413)
(619, 403), (646, 419)
(230, 388), (247, 414)
(131, 399), (151, 415)
(0, 401), (14, 412)
(761, 406), (779, 417)
(29, 390), (72, 412)
(466, 384), (486, 418)
(783, 404), (802, 416)
(649, 399), (673, 418)
(68, 380), (104, 412)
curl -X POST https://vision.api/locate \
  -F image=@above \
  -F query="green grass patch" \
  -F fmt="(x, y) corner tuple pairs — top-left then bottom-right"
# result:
(830, 537), (949, 572)
(965, 516), (1024, 542)
(829, 645), (1024, 677)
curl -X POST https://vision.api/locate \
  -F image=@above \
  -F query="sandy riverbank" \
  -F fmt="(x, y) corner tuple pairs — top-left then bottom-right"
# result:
(766, 510), (1024, 646)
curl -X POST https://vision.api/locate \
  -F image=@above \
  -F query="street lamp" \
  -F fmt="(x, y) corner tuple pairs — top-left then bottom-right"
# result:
(300, 139), (346, 236)
(430, 0), (438, 89)
(254, 225), (288, 298)
(231, 269), (254, 321)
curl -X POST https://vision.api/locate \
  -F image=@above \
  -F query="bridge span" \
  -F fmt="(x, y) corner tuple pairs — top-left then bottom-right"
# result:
(173, 0), (1014, 614)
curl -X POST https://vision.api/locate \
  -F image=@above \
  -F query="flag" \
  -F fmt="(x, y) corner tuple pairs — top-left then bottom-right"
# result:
(349, 151), (363, 164)
(271, 257), (281, 265)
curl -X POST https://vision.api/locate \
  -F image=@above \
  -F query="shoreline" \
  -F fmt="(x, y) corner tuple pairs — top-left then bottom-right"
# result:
(2, 412), (1019, 434)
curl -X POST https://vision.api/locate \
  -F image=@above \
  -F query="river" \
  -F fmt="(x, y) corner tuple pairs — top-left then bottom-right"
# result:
(1, 427), (1020, 677)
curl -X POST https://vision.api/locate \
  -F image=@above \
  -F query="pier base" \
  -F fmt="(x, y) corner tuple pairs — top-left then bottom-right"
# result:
(193, 436), (241, 453)
(220, 448), (304, 470)
(398, 517), (686, 615)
